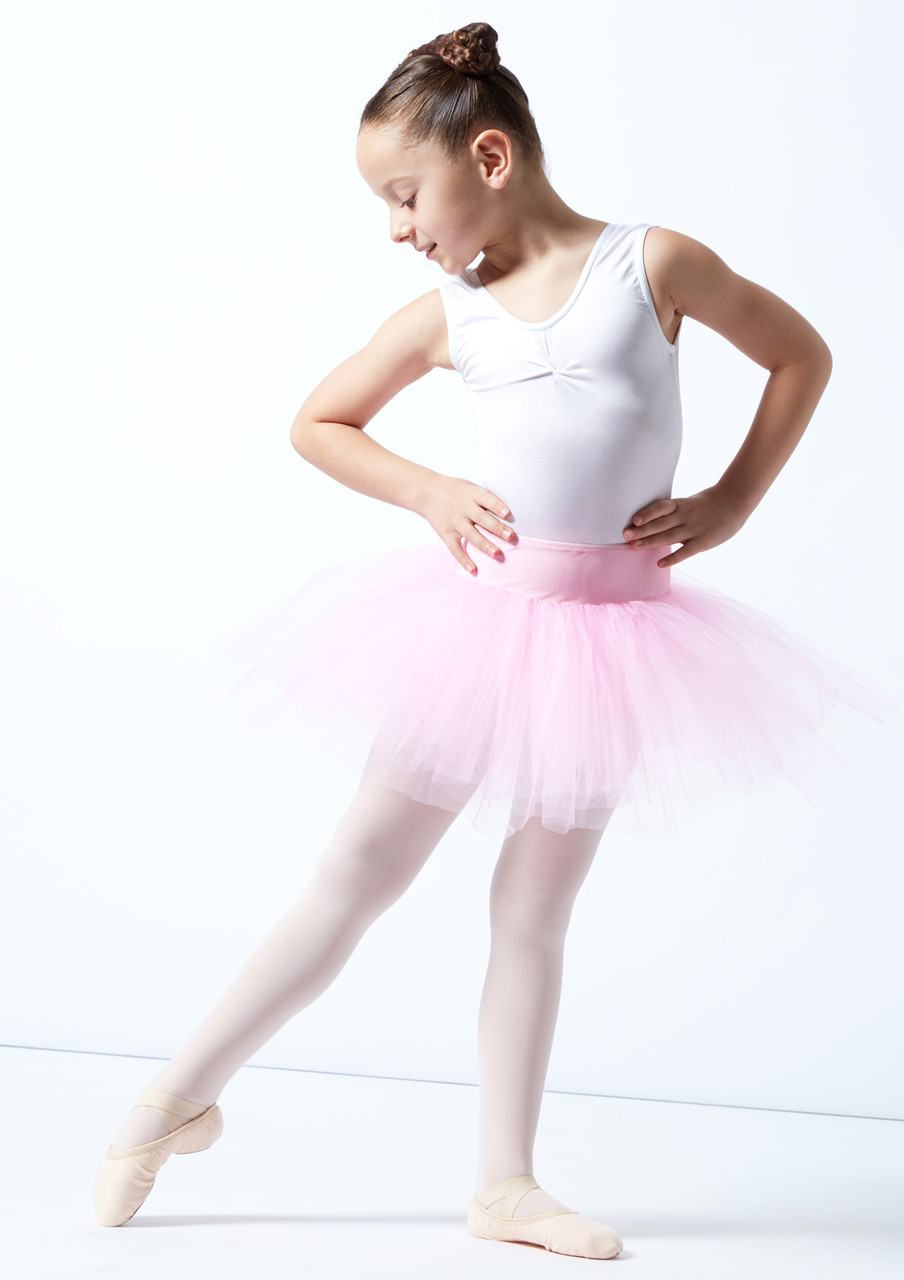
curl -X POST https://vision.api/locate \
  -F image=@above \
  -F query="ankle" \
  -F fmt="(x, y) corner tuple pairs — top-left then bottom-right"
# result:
(475, 1172), (570, 1219)
(477, 1170), (531, 1197)
(148, 1078), (219, 1110)
(108, 1088), (215, 1155)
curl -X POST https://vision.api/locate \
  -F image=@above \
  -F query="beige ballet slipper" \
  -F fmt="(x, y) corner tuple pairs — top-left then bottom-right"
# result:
(94, 1085), (223, 1226)
(468, 1173), (623, 1260)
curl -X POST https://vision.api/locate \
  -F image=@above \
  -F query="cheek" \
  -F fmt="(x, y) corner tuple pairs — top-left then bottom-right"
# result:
(441, 202), (475, 238)
(438, 187), (472, 223)
(456, 197), (486, 235)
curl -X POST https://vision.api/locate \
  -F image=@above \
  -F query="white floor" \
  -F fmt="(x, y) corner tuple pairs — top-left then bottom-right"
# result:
(3, 1043), (902, 1279)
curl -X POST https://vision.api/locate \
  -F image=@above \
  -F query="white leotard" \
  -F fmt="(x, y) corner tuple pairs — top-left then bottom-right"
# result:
(438, 222), (682, 545)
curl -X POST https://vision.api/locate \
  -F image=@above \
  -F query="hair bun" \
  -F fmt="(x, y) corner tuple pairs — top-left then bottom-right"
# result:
(407, 21), (501, 76)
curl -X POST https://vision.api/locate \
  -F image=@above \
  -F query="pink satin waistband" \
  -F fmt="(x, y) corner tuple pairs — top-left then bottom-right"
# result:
(458, 532), (671, 604)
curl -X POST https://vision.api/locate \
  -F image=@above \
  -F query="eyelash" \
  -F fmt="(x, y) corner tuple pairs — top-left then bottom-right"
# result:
(401, 196), (416, 209)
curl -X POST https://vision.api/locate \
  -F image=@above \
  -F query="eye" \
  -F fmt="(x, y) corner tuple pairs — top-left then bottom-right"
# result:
(401, 195), (416, 209)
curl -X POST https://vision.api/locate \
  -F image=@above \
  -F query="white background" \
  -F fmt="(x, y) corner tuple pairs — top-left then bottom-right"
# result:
(2, 0), (902, 1118)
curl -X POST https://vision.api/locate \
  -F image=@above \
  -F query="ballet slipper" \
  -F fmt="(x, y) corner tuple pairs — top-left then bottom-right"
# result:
(468, 1173), (623, 1260)
(94, 1085), (223, 1226)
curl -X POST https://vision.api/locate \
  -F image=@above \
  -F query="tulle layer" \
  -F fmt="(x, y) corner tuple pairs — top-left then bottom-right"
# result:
(209, 538), (897, 840)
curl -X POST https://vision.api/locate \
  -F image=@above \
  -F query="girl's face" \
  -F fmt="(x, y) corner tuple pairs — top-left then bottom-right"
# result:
(356, 126), (497, 274)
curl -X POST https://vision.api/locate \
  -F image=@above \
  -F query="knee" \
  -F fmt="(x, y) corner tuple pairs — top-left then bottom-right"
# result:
(487, 832), (601, 948)
(308, 791), (443, 917)
(312, 833), (411, 918)
(488, 880), (575, 950)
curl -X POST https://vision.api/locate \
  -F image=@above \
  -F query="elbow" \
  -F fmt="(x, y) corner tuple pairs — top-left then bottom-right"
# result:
(290, 414), (363, 460)
(289, 415), (315, 459)
(785, 337), (832, 386)
(815, 337), (832, 379)
(815, 342), (832, 394)
(809, 325), (833, 379)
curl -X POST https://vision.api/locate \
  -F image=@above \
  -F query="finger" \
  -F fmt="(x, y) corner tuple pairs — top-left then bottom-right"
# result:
(656, 542), (695, 568)
(448, 534), (477, 574)
(626, 514), (684, 541)
(652, 507), (689, 532)
(465, 524), (506, 560)
(627, 529), (682, 548)
(475, 516), (515, 542)
(627, 498), (677, 528)
(626, 504), (686, 538)
(478, 491), (513, 522)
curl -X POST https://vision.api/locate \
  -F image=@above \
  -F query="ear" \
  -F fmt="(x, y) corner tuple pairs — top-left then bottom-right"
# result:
(470, 128), (514, 189)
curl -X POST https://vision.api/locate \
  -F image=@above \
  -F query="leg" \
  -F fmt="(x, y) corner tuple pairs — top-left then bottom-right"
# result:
(109, 781), (463, 1152)
(475, 811), (613, 1216)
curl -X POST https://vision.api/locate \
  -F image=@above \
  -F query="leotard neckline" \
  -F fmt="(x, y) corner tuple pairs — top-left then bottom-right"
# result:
(465, 222), (618, 331)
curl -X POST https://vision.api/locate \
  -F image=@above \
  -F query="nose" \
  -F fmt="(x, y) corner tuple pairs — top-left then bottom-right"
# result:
(390, 210), (414, 245)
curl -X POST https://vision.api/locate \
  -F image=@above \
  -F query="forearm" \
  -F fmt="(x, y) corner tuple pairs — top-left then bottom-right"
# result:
(716, 354), (832, 519)
(290, 417), (439, 517)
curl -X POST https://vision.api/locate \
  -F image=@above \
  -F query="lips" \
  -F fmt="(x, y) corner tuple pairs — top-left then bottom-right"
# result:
(425, 243), (437, 258)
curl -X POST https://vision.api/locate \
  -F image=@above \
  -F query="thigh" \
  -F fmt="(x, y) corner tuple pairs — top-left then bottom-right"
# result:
(307, 780), (466, 910)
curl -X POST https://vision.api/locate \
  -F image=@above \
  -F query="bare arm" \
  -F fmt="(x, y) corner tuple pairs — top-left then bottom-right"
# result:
(624, 228), (833, 567)
(290, 290), (444, 513)
(290, 288), (514, 572)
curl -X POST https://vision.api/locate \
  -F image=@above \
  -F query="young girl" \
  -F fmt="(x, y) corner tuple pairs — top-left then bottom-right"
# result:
(94, 21), (895, 1261)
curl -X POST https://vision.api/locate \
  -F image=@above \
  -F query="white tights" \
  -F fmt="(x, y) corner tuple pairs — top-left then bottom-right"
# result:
(110, 780), (611, 1216)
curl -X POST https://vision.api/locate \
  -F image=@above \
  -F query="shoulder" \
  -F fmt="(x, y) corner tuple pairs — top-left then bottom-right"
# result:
(641, 225), (832, 369)
(370, 286), (456, 373)
(641, 224), (779, 322)
(639, 225), (731, 314)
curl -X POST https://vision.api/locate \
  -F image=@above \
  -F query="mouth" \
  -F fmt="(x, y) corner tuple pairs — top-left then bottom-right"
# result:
(425, 243), (437, 259)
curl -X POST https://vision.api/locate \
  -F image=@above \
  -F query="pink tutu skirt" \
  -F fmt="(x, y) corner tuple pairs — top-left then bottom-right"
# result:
(210, 534), (897, 839)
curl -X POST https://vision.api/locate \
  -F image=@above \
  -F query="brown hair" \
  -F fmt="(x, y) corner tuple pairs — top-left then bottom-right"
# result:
(359, 22), (547, 172)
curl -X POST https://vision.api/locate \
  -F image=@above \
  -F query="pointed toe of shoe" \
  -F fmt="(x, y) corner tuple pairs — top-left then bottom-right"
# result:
(562, 1212), (623, 1259)
(94, 1147), (159, 1226)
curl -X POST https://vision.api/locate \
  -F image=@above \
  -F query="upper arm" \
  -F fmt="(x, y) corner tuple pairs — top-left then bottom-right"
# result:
(644, 226), (833, 373)
(291, 288), (453, 442)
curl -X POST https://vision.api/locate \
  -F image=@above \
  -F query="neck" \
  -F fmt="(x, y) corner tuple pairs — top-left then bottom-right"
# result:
(479, 170), (601, 275)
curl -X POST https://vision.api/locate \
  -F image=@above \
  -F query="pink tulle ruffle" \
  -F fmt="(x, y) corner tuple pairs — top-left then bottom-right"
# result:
(210, 539), (897, 839)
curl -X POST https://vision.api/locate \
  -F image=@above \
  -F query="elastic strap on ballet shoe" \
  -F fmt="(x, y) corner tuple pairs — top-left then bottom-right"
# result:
(135, 1086), (212, 1131)
(477, 1174), (545, 1217)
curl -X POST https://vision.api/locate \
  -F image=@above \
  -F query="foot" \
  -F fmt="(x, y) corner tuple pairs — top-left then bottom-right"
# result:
(96, 1086), (224, 1227)
(469, 1173), (623, 1260)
